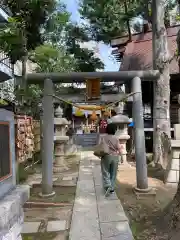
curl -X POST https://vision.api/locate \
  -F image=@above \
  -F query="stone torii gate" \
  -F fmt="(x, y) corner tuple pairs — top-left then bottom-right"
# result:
(26, 70), (160, 197)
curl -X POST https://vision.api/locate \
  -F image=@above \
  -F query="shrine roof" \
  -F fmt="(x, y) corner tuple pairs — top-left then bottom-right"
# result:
(116, 25), (179, 74)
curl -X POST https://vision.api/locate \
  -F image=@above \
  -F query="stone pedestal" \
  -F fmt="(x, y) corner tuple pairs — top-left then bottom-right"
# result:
(165, 139), (180, 186)
(54, 136), (69, 172)
(116, 125), (130, 165)
(53, 106), (70, 173)
(0, 109), (30, 239)
(165, 124), (180, 186)
(0, 186), (29, 240)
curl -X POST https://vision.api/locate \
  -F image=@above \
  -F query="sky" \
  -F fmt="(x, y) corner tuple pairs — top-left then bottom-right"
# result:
(63, 0), (120, 72)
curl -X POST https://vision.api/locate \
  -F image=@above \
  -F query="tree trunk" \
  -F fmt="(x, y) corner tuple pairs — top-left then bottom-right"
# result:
(19, 26), (28, 113)
(152, 0), (171, 169)
(124, 1), (132, 41)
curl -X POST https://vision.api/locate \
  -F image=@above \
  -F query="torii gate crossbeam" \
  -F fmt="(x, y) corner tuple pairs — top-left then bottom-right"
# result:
(26, 70), (159, 84)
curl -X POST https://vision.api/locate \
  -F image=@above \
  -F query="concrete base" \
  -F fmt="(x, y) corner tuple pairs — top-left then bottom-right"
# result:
(165, 157), (180, 185)
(133, 187), (156, 199)
(0, 185), (29, 240)
(165, 139), (180, 185)
(39, 191), (56, 198)
(165, 182), (178, 188)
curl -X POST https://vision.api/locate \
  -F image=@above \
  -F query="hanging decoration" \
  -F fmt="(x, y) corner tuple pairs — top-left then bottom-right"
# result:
(103, 110), (110, 117)
(74, 108), (84, 117)
(53, 92), (135, 111)
(90, 110), (98, 121)
(84, 111), (88, 118)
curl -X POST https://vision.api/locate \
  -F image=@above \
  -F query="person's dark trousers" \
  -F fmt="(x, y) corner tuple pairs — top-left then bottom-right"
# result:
(101, 155), (119, 191)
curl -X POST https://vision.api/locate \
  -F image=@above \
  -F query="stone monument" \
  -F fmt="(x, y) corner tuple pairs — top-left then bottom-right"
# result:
(110, 104), (130, 164)
(0, 109), (29, 239)
(53, 105), (70, 172)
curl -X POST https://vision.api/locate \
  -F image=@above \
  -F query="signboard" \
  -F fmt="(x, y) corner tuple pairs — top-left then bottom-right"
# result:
(0, 122), (11, 180)
(86, 78), (100, 100)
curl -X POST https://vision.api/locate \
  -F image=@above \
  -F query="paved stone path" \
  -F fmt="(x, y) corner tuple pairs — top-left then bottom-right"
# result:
(69, 153), (134, 240)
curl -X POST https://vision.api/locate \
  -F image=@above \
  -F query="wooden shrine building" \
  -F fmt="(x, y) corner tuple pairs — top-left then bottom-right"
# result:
(111, 25), (180, 131)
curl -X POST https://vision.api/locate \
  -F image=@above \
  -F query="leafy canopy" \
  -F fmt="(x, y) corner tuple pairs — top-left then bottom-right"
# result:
(79, 0), (149, 42)
(42, 4), (104, 72)
(79, 0), (176, 43)
(30, 44), (76, 73)
(0, 0), (56, 63)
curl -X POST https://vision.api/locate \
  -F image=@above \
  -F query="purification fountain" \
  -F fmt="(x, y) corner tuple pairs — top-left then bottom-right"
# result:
(53, 105), (70, 172)
(110, 103), (130, 164)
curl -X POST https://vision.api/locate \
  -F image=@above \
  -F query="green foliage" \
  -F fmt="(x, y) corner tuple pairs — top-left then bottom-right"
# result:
(66, 23), (104, 71)
(4, 0), (56, 48)
(0, 18), (25, 63)
(45, 5), (70, 45)
(79, 0), (147, 42)
(0, 0), (56, 63)
(30, 44), (76, 73)
(42, 5), (104, 72)
(79, 0), (176, 43)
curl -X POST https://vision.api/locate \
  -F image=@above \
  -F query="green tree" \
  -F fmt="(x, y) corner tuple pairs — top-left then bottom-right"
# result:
(43, 4), (104, 72)
(30, 44), (76, 73)
(79, 0), (176, 42)
(66, 24), (104, 71)
(79, 0), (149, 42)
(0, 0), (56, 99)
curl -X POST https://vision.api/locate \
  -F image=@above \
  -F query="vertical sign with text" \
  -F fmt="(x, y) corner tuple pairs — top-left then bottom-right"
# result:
(86, 78), (101, 100)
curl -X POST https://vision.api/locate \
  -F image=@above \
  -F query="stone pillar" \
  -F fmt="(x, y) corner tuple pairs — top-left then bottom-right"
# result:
(40, 79), (55, 197)
(53, 105), (69, 173)
(132, 76), (149, 190)
(165, 124), (180, 186)
(0, 109), (30, 239)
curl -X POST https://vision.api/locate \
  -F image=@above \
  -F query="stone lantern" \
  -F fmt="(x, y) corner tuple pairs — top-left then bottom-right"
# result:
(53, 105), (70, 172)
(110, 104), (130, 164)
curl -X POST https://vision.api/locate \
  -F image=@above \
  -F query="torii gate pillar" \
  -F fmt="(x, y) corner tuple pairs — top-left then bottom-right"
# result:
(132, 77), (149, 190)
(39, 78), (55, 198)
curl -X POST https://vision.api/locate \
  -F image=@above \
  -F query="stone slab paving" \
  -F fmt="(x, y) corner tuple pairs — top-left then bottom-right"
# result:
(22, 222), (41, 233)
(62, 176), (73, 181)
(47, 220), (67, 232)
(22, 219), (67, 234)
(69, 154), (134, 240)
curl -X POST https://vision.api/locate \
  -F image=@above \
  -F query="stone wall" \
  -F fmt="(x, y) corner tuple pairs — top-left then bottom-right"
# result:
(0, 186), (29, 240)
(0, 109), (30, 240)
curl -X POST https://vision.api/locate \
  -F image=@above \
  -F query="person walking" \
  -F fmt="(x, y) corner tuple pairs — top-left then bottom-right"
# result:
(100, 123), (122, 196)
